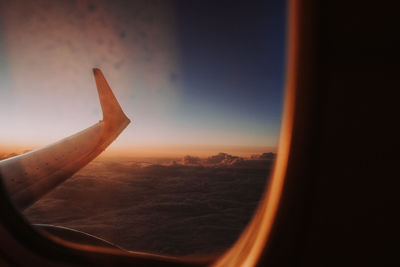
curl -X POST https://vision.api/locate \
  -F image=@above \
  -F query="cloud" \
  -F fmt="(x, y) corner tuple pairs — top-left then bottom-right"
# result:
(251, 152), (276, 160)
(0, 152), (20, 160)
(22, 155), (274, 256)
(182, 155), (201, 165)
(179, 152), (275, 167)
(204, 152), (244, 166)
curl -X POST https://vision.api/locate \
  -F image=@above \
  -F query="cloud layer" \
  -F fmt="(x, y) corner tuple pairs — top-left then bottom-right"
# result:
(23, 153), (274, 256)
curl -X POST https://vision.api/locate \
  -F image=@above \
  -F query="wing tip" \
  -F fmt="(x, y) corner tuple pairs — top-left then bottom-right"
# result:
(93, 68), (101, 75)
(92, 68), (131, 127)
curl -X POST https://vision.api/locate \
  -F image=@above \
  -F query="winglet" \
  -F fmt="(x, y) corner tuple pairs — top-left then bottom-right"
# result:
(93, 68), (131, 126)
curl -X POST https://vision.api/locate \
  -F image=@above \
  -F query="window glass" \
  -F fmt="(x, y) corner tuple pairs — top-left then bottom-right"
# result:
(0, 0), (286, 256)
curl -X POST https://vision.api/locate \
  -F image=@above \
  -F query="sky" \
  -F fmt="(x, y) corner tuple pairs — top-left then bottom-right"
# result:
(0, 0), (286, 157)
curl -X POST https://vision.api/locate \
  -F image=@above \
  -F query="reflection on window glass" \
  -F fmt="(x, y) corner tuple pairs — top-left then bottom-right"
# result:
(0, 0), (285, 256)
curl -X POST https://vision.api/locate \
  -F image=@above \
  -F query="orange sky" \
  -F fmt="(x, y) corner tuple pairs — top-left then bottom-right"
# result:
(0, 144), (276, 159)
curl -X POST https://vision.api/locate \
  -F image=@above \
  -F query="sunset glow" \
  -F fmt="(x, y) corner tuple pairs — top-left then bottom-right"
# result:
(0, 0), (284, 157)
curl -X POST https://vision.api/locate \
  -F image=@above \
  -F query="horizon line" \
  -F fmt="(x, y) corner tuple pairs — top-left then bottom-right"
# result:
(1, 144), (277, 158)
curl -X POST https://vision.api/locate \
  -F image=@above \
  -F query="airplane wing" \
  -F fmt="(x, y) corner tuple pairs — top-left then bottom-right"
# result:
(0, 68), (131, 210)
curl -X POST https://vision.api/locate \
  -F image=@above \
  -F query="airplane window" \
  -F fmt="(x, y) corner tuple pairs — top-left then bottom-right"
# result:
(0, 0), (286, 256)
